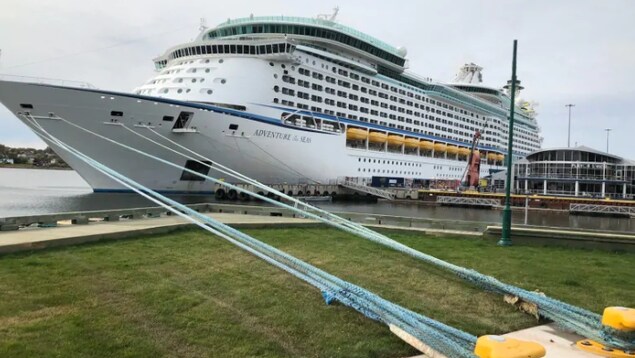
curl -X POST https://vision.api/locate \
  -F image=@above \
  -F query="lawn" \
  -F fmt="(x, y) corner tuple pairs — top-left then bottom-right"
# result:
(0, 226), (633, 357)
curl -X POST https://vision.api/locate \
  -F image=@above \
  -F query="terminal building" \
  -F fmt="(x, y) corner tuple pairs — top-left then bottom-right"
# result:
(513, 146), (635, 199)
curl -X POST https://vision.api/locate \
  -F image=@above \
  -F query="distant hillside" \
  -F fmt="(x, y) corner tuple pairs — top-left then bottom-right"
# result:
(0, 144), (70, 169)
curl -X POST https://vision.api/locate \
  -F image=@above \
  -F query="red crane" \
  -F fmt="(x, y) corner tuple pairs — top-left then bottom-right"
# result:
(462, 130), (482, 188)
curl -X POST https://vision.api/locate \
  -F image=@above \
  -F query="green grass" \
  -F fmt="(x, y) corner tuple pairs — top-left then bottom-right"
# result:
(0, 226), (633, 357)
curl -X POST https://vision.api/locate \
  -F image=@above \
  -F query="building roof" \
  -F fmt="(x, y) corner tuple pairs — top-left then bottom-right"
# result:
(525, 145), (623, 162)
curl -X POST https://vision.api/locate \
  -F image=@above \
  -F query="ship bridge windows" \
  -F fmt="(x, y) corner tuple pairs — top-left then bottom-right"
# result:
(168, 42), (294, 61)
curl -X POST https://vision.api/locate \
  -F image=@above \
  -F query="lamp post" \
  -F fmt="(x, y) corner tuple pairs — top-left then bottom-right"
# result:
(499, 40), (518, 247)
(605, 128), (612, 153)
(565, 104), (575, 147)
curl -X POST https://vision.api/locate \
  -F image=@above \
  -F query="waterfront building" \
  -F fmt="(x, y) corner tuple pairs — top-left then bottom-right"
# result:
(514, 146), (635, 199)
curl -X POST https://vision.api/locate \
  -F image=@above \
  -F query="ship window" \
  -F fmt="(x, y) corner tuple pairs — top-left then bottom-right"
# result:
(162, 115), (174, 122)
(110, 110), (123, 116)
(229, 124), (238, 130)
(20, 103), (34, 109)
(180, 160), (211, 181)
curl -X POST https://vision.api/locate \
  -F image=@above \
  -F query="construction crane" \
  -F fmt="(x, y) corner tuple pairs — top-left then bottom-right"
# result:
(462, 129), (482, 189)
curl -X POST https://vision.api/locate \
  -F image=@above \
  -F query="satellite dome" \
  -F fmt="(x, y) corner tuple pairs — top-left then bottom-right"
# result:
(397, 46), (408, 57)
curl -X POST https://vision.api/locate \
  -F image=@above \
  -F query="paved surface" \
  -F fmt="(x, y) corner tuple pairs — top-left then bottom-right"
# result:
(406, 323), (597, 357)
(0, 213), (483, 254)
(0, 213), (319, 254)
(504, 323), (596, 357)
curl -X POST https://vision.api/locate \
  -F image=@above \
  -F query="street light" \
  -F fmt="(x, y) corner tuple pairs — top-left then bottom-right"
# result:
(605, 128), (612, 153)
(499, 40), (519, 247)
(565, 104), (575, 147)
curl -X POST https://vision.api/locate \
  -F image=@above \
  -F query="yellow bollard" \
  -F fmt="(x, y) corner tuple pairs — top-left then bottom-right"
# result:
(474, 335), (545, 358)
(602, 307), (635, 332)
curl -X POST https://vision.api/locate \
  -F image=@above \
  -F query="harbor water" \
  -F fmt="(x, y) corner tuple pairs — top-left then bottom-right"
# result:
(0, 168), (633, 232)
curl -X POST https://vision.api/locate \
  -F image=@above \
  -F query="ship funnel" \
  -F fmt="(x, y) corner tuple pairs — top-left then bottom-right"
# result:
(454, 63), (483, 84)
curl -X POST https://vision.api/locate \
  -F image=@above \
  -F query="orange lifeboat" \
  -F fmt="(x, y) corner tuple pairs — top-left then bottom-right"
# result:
(420, 140), (434, 151)
(458, 147), (470, 156)
(387, 135), (405, 147)
(496, 153), (505, 162)
(434, 143), (447, 153)
(404, 138), (420, 149)
(487, 153), (498, 161)
(368, 132), (388, 144)
(346, 128), (368, 141)
(446, 145), (459, 155)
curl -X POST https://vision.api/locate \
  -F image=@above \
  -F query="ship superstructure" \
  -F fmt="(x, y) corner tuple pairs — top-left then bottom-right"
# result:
(0, 14), (542, 192)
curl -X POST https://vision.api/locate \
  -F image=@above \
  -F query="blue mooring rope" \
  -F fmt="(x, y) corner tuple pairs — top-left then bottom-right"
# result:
(26, 113), (635, 352)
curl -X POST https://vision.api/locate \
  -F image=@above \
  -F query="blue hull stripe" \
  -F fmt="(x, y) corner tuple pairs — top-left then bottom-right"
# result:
(257, 103), (510, 154)
(28, 82), (512, 154)
(26, 82), (335, 135)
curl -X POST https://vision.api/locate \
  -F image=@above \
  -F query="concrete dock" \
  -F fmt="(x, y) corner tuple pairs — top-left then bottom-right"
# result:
(0, 212), (322, 254)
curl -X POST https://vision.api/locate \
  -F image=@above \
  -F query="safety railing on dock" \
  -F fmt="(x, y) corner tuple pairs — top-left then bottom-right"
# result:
(569, 203), (635, 217)
(337, 178), (395, 200)
(437, 196), (501, 208)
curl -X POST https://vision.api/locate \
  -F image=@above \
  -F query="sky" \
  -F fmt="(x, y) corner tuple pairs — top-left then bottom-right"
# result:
(1, 0), (634, 157)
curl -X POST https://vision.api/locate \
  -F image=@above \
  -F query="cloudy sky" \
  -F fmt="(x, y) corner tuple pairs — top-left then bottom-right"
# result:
(1, 0), (634, 157)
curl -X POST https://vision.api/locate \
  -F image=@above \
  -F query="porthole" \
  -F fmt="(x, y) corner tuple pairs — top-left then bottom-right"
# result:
(273, 74), (278, 79)
(177, 89), (183, 93)
(207, 90), (213, 94)
(192, 79), (196, 83)
(281, 64), (286, 69)
(205, 59), (210, 63)
(269, 62), (274, 66)
(186, 89), (191, 93)
(221, 79), (226, 84)
(205, 69), (210, 73)
(291, 66), (295, 71)
(273, 86), (280, 93)
(200, 78), (205, 82)
(219, 59), (224, 63)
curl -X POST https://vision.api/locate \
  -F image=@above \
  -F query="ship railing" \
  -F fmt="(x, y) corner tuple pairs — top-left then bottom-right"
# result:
(0, 74), (97, 89)
(570, 203), (635, 216)
(337, 177), (395, 200)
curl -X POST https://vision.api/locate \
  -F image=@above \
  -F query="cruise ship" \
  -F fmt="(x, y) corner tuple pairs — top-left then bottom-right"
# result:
(0, 13), (542, 193)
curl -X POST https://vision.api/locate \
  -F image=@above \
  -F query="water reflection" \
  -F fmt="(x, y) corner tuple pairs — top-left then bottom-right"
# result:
(0, 168), (632, 232)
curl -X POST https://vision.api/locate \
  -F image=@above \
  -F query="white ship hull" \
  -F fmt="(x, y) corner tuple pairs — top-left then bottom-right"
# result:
(0, 81), (498, 192)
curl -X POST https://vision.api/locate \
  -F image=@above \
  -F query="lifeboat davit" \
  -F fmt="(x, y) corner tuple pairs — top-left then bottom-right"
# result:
(346, 127), (368, 141)
(368, 132), (388, 144)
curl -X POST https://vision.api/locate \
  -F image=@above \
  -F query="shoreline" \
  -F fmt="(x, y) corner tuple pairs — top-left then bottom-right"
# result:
(0, 164), (72, 171)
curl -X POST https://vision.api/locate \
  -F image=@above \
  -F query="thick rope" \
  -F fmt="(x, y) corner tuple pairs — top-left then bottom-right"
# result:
(25, 114), (479, 357)
(30, 113), (634, 351)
